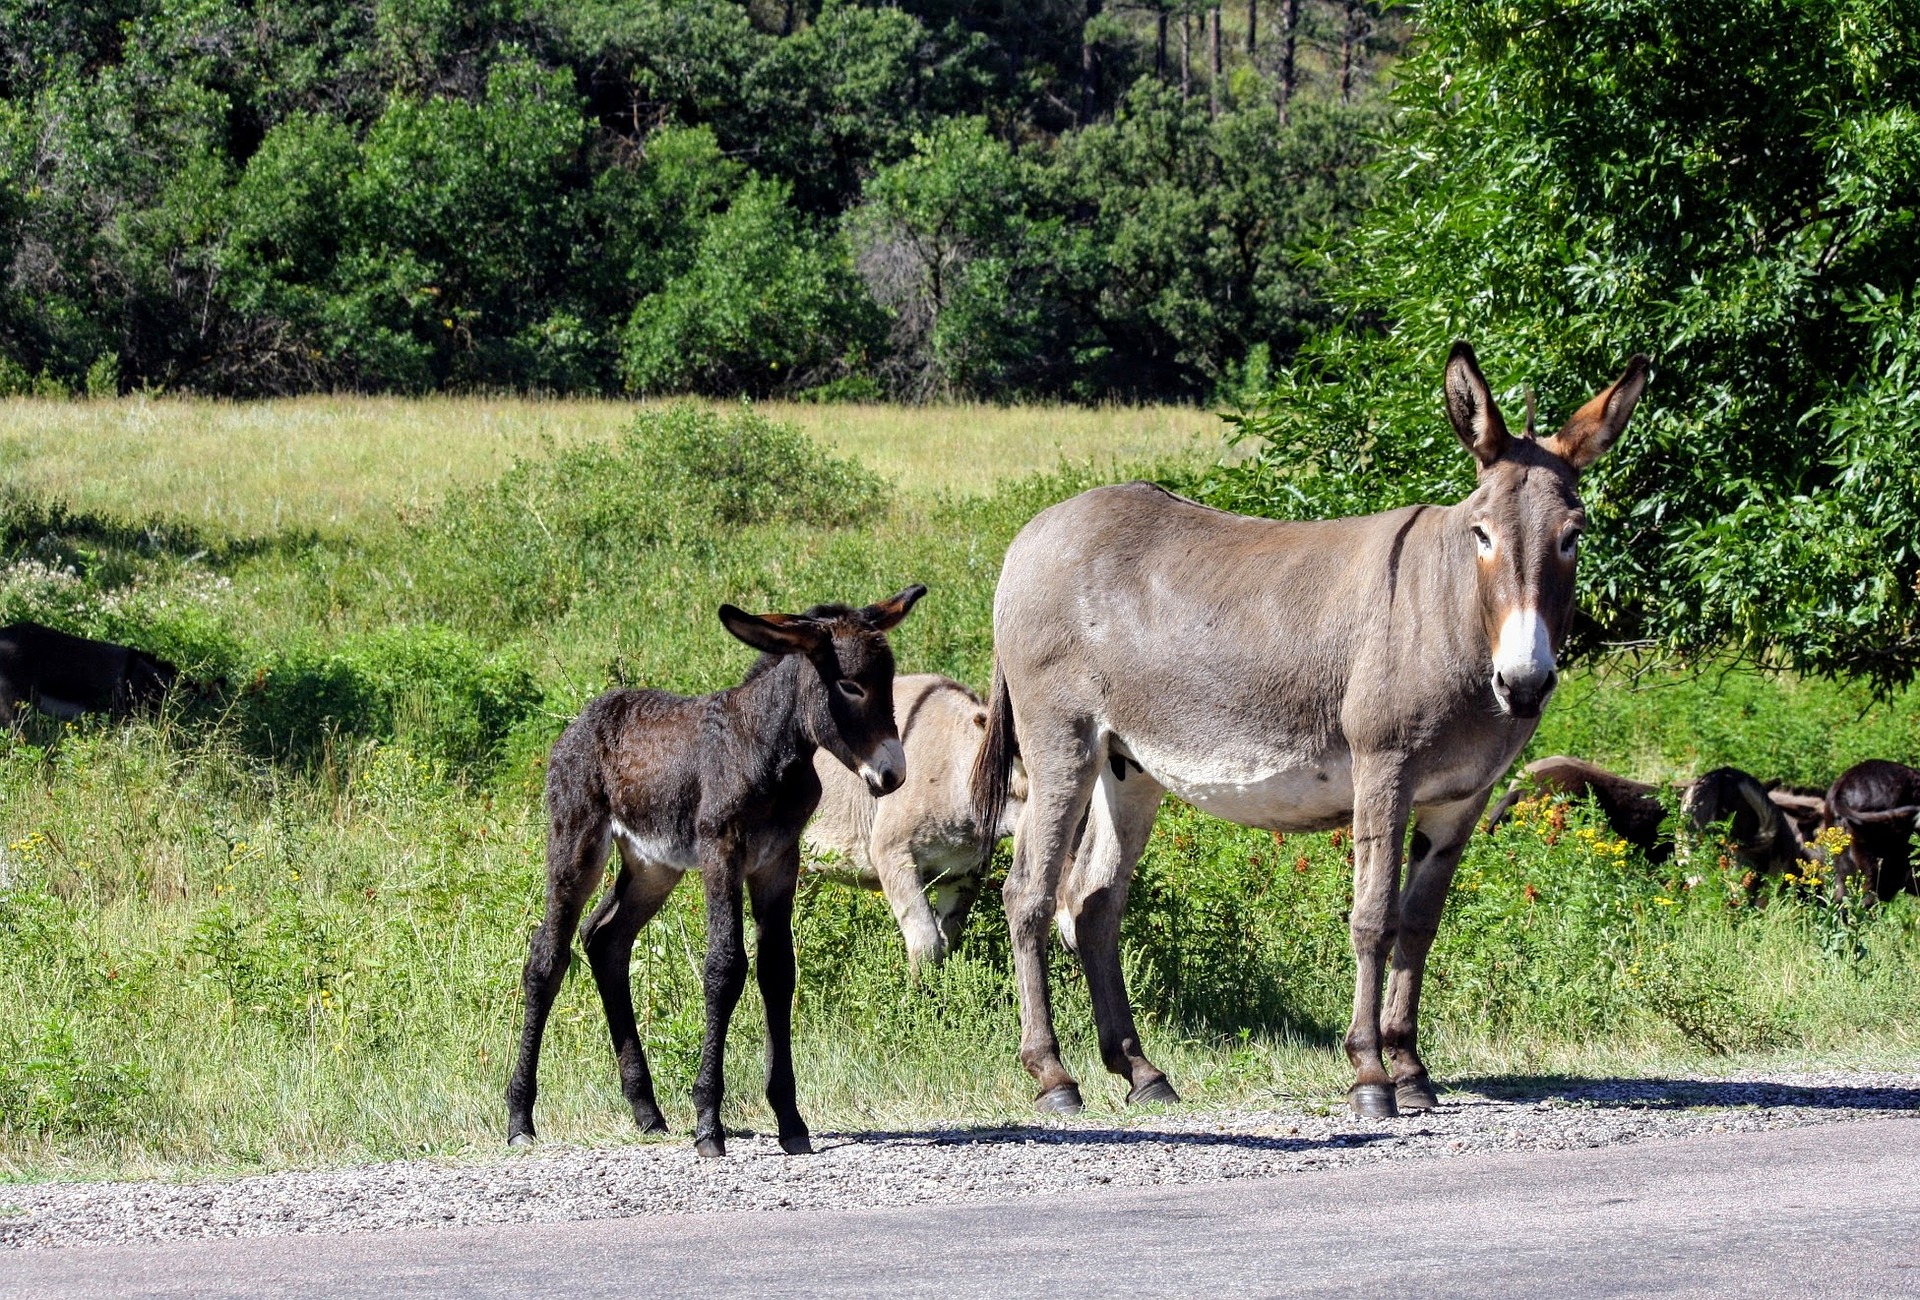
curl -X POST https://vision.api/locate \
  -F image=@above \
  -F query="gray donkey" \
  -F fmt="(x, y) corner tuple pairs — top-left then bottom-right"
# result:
(804, 673), (1027, 970)
(506, 585), (925, 1156)
(973, 343), (1649, 1119)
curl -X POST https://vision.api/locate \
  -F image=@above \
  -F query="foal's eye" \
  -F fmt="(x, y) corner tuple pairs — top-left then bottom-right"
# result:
(1559, 530), (1581, 558)
(834, 679), (868, 702)
(1470, 524), (1495, 556)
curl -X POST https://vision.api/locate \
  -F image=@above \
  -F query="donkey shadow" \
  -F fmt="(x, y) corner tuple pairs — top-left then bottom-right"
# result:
(813, 1125), (1401, 1157)
(1448, 1074), (1920, 1113)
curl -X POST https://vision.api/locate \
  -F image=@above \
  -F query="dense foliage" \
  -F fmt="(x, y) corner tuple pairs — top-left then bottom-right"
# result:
(1212, 0), (1920, 686)
(0, 0), (1396, 401)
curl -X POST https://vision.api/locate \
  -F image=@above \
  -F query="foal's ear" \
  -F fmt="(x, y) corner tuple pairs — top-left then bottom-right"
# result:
(717, 605), (827, 656)
(1444, 341), (1510, 470)
(864, 583), (928, 632)
(1542, 354), (1651, 472)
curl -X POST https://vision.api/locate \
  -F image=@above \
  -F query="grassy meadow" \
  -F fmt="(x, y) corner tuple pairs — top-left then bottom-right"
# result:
(0, 396), (1916, 1183)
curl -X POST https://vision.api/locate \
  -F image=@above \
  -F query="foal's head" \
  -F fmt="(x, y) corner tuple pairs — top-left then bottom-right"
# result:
(1444, 342), (1650, 719)
(718, 584), (928, 795)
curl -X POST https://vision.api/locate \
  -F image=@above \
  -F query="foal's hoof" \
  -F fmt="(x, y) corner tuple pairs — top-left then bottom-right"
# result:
(1126, 1076), (1181, 1107)
(1348, 1083), (1399, 1119)
(1035, 1083), (1085, 1116)
(779, 1133), (814, 1156)
(695, 1134), (727, 1158)
(1395, 1076), (1440, 1113)
(507, 1131), (536, 1149)
(633, 1106), (669, 1136)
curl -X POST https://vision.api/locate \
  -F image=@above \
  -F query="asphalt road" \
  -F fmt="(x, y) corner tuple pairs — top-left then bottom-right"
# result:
(7, 1116), (1916, 1298)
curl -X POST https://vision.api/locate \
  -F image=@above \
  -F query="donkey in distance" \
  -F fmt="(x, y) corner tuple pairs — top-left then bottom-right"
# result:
(0, 621), (177, 726)
(973, 342), (1649, 1119)
(506, 586), (926, 1156)
(805, 673), (1027, 971)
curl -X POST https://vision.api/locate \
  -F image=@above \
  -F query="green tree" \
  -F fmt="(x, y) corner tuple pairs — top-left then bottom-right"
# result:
(1215, 0), (1920, 686)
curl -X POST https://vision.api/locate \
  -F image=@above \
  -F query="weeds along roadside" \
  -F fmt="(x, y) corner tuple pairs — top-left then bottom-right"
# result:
(0, 405), (1916, 1179)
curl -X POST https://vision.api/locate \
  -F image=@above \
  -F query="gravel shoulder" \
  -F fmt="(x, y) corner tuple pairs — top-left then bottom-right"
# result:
(3, 1067), (1915, 1251)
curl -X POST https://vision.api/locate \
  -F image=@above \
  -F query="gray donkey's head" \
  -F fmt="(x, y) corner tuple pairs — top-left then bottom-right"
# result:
(1443, 342), (1651, 718)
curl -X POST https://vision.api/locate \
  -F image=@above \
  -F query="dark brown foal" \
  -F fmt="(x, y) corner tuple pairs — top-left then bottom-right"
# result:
(506, 586), (925, 1156)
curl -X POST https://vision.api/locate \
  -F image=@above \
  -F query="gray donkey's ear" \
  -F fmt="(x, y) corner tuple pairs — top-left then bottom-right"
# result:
(1543, 355), (1652, 472)
(718, 605), (828, 656)
(1444, 341), (1510, 470)
(865, 584), (927, 631)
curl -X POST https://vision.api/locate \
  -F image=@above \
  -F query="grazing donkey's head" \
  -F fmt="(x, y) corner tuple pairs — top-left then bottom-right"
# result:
(1444, 342), (1650, 719)
(718, 584), (927, 795)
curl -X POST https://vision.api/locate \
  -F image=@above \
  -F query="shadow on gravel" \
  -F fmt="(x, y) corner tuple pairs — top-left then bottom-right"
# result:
(820, 1128), (1402, 1156)
(1448, 1075), (1920, 1112)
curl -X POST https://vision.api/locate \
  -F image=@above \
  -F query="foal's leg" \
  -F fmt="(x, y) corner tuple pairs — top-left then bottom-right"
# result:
(1003, 716), (1100, 1113)
(692, 856), (749, 1158)
(749, 858), (811, 1155)
(580, 850), (683, 1134)
(506, 807), (612, 1145)
(1344, 757), (1412, 1118)
(1062, 762), (1173, 1104)
(1381, 791), (1487, 1112)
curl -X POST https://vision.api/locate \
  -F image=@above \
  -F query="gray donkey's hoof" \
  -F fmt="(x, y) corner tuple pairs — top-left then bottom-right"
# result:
(1035, 1083), (1084, 1116)
(1396, 1076), (1440, 1113)
(1348, 1083), (1399, 1119)
(1126, 1076), (1181, 1107)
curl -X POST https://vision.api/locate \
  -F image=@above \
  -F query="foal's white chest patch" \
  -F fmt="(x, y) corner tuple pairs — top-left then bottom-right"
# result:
(609, 818), (698, 871)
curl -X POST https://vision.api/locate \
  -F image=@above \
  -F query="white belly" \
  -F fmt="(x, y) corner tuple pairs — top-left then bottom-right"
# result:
(1125, 736), (1355, 832)
(610, 818), (699, 871)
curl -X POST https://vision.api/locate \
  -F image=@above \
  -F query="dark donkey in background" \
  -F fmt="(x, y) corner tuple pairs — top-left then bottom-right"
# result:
(0, 621), (177, 725)
(974, 343), (1649, 1118)
(507, 586), (926, 1156)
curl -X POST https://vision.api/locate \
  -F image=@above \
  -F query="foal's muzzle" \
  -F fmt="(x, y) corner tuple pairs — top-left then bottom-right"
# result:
(859, 738), (906, 796)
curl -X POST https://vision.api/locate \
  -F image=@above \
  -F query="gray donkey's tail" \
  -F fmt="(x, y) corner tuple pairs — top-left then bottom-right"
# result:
(969, 659), (1017, 867)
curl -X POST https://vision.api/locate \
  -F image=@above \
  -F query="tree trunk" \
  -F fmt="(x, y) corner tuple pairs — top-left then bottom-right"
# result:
(1081, 0), (1103, 123)
(781, 0), (797, 37)
(1340, 0), (1362, 104)
(1181, 7), (1191, 100)
(1210, 6), (1223, 118)
(1246, 0), (1257, 56)
(1278, 0), (1301, 121)
(1157, 6), (1169, 81)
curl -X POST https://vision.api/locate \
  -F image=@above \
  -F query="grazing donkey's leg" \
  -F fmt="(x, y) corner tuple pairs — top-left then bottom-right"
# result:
(693, 855), (750, 1158)
(1062, 762), (1173, 1105)
(931, 870), (984, 955)
(872, 836), (945, 972)
(1381, 792), (1489, 1112)
(749, 860), (812, 1155)
(1345, 757), (1412, 1118)
(1003, 717), (1100, 1113)
(506, 807), (612, 1145)
(581, 851), (683, 1134)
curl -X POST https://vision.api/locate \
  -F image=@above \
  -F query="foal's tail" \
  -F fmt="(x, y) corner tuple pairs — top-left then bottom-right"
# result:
(969, 658), (1017, 868)
(1834, 803), (1920, 826)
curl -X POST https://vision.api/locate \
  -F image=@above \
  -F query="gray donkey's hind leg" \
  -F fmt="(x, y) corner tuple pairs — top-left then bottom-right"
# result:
(1381, 791), (1488, 1112)
(581, 850), (683, 1134)
(1002, 715), (1101, 1114)
(1060, 761), (1172, 1104)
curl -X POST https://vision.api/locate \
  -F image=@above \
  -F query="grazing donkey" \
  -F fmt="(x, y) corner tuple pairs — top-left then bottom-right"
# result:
(1484, 756), (1808, 874)
(0, 621), (177, 726)
(506, 586), (926, 1157)
(1823, 760), (1920, 901)
(804, 673), (1027, 970)
(973, 343), (1649, 1118)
